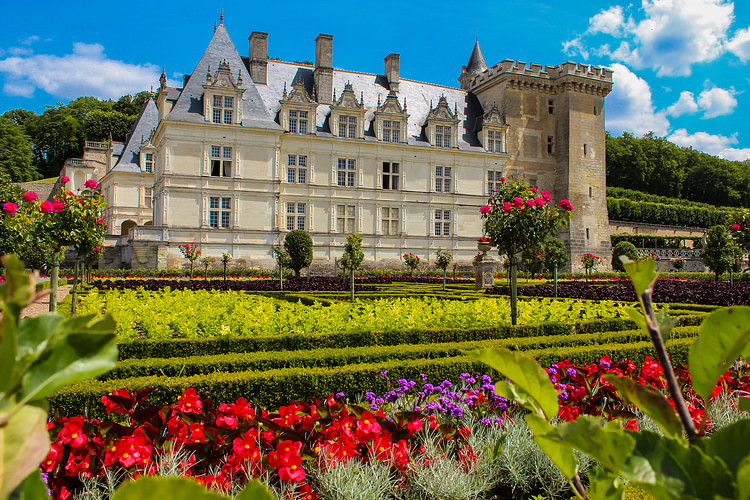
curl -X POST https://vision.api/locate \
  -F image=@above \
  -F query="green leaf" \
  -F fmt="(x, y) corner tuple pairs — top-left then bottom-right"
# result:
(525, 414), (578, 480)
(235, 480), (277, 500)
(20, 315), (117, 403)
(546, 416), (635, 472)
(736, 456), (750, 500)
(0, 256), (35, 395)
(622, 257), (658, 297)
(655, 310), (677, 341)
(113, 477), (229, 500)
(688, 307), (750, 402)
(13, 314), (65, 381)
(0, 402), (50, 499)
(739, 398), (750, 412)
(701, 419), (750, 477)
(624, 307), (647, 332)
(466, 347), (558, 419)
(602, 374), (684, 439)
(587, 467), (625, 500)
(8, 470), (51, 500)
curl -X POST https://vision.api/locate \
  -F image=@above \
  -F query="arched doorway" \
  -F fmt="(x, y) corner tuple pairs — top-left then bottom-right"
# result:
(121, 220), (137, 236)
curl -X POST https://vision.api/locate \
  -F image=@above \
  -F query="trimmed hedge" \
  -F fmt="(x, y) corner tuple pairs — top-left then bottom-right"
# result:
(117, 315), (703, 360)
(611, 233), (704, 250)
(608, 197), (728, 228)
(50, 338), (696, 418)
(102, 326), (701, 381)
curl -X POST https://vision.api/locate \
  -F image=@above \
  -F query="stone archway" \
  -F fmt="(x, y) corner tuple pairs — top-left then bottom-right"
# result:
(121, 220), (137, 236)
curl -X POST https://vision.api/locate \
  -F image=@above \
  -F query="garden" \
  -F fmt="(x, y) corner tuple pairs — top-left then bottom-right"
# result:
(2, 179), (750, 500)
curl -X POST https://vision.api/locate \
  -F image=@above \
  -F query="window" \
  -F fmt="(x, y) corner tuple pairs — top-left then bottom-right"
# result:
(288, 110), (308, 134)
(144, 153), (154, 173)
(487, 131), (503, 153)
(434, 209), (451, 237)
(583, 144), (588, 157)
(589, 187), (593, 198)
(287, 155), (307, 184)
(435, 166), (452, 193)
(144, 188), (152, 209)
(286, 202), (306, 231)
(209, 196), (231, 229)
(547, 136), (554, 155)
(212, 95), (234, 125)
(336, 205), (355, 233)
(337, 158), (356, 187)
(210, 146), (232, 177)
(435, 125), (451, 148)
(548, 99), (554, 114)
(383, 120), (400, 143)
(487, 170), (503, 195)
(381, 207), (399, 235)
(338, 115), (357, 139)
(382, 162), (400, 190)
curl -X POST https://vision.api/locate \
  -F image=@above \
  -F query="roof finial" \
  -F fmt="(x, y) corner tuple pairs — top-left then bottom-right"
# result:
(214, 22), (216, 33)
(377, 93), (381, 107)
(237, 69), (242, 86)
(360, 91), (364, 108)
(282, 82), (287, 100)
(159, 68), (167, 90)
(332, 88), (337, 103)
(220, 9), (224, 25)
(403, 97), (407, 112)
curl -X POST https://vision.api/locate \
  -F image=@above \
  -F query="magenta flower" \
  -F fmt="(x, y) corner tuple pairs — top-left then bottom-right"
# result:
(40, 201), (53, 213)
(513, 197), (523, 208)
(499, 176), (506, 182)
(534, 197), (545, 207)
(479, 205), (491, 215)
(560, 199), (574, 211)
(52, 201), (64, 212)
(525, 199), (535, 208)
(61, 176), (70, 183)
(84, 179), (98, 189)
(22, 191), (39, 203)
(530, 186), (538, 193)
(732, 224), (741, 231)
(3, 202), (18, 215)
(542, 190), (551, 202)
(502, 202), (512, 213)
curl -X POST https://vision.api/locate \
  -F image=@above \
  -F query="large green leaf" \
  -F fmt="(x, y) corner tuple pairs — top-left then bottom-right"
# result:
(688, 307), (750, 402)
(20, 315), (117, 403)
(236, 480), (277, 500)
(602, 374), (684, 439)
(0, 256), (33, 395)
(0, 402), (50, 499)
(466, 348), (558, 419)
(113, 476), (229, 500)
(546, 416), (635, 473)
(13, 314), (65, 383)
(8, 470), (51, 500)
(587, 468), (625, 500)
(622, 258), (658, 298)
(700, 419), (750, 477)
(525, 414), (578, 480)
(736, 456), (750, 500)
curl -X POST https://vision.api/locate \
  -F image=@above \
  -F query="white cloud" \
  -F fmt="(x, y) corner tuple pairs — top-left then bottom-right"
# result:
(20, 35), (39, 46)
(566, 0), (735, 76)
(728, 26), (750, 62)
(562, 37), (588, 59)
(668, 128), (750, 160)
(605, 63), (670, 136)
(697, 86), (737, 118)
(667, 91), (698, 117)
(0, 42), (175, 100)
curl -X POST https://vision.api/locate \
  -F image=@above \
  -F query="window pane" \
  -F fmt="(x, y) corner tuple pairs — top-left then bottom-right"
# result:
(299, 121), (307, 134)
(287, 202), (295, 213)
(299, 111), (307, 118)
(392, 130), (400, 142)
(222, 198), (231, 209)
(287, 216), (295, 231)
(297, 216), (305, 230)
(382, 220), (389, 234)
(298, 169), (306, 184)
(435, 136), (442, 147)
(210, 197), (219, 208)
(224, 110), (232, 124)
(444, 210), (451, 220)
(289, 110), (297, 117)
(444, 167), (451, 177)
(287, 168), (296, 183)
(348, 159), (355, 170)
(338, 158), (346, 169)
(289, 120), (297, 133)
(488, 171), (494, 181)
(347, 172), (355, 186)
(348, 124), (356, 138)
(223, 147), (232, 159)
(444, 180), (451, 193)
(392, 163), (399, 173)
(214, 96), (222, 107)
(392, 208), (398, 218)
(288, 155), (296, 166)
(298, 156), (306, 167)
(435, 222), (441, 236)
(338, 205), (345, 217)
(382, 175), (390, 190)
(346, 219), (354, 233)
(338, 171), (346, 186)
(392, 121), (399, 129)
(435, 166), (442, 177)
(444, 222), (450, 236)
(435, 210), (442, 220)
(383, 129), (390, 142)
(444, 136), (451, 148)
(382, 207), (389, 218)
(224, 96), (233, 108)
(210, 212), (218, 228)
(297, 203), (305, 214)
(436, 125), (442, 133)
(211, 160), (221, 177)
(435, 178), (442, 192)
(223, 161), (231, 177)
(391, 176), (399, 190)
(212, 109), (221, 123)
(221, 212), (230, 228)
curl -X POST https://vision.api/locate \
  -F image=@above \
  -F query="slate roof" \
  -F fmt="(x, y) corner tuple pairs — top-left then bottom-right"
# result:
(466, 41), (488, 75)
(112, 99), (159, 173)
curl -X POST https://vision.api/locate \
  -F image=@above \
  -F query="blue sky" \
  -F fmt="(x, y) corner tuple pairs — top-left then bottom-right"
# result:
(1, 0), (749, 160)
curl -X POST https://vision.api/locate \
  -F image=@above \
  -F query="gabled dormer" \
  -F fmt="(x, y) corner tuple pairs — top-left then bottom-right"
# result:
(139, 134), (157, 174)
(479, 103), (508, 154)
(203, 60), (245, 125)
(426, 96), (460, 148)
(373, 90), (409, 144)
(330, 83), (366, 139)
(279, 80), (317, 134)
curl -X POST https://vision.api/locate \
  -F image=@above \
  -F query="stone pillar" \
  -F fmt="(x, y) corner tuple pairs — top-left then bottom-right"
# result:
(473, 245), (496, 290)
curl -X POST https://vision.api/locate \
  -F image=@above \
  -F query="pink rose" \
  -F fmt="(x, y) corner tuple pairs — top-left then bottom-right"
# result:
(479, 205), (491, 215)
(732, 224), (741, 231)
(542, 190), (551, 202)
(560, 199), (573, 211)
(22, 192), (38, 202)
(52, 201), (65, 212)
(499, 177), (506, 182)
(61, 176), (70, 183)
(84, 179), (98, 189)
(525, 199), (535, 208)
(513, 197), (523, 208)
(534, 197), (545, 207)
(3, 202), (18, 215)
(502, 202), (512, 213)
(530, 186), (538, 193)
(40, 201), (53, 213)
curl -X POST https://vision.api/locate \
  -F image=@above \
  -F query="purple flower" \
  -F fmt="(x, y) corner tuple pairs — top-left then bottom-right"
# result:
(420, 373), (427, 381)
(365, 392), (376, 402)
(481, 417), (492, 425)
(558, 391), (569, 400)
(466, 377), (476, 385)
(335, 392), (345, 399)
(547, 367), (558, 375)
(369, 403), (379, 411)
(380, 370), (389, 377)
(566, 368), (577, 377)
(549, 375), (557, 383)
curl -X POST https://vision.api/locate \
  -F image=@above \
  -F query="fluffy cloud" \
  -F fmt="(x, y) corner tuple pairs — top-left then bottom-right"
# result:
(565, 0), (735, 76)
(667, 91), (699, 117)
(0, 42), (173, 100)
(668, 129), (750, 161)
(605, 63), (670, 136)
(728, 26), (750, 62)
(666, 86), (737, 118)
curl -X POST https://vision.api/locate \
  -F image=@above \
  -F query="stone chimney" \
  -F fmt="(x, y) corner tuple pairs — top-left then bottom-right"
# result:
(384, 53), (400, 92)
(248, 31), (268, 84)
(314, 34), (334, 104)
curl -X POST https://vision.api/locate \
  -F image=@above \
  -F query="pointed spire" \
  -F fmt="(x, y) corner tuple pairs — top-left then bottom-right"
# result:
(377, 94), (381, 107)
(237, 69), (242, 86)
(214, 22), (217, 33)
(108, 130), (113, 145)
(159, 68), (167, 90)
(403, 97), (407, 113)
(219, 9), (224, 25)
(332, 88), (337, 102)
(282, 82), (287, 100)
(360, 92), (364, 109)
(466, 39), (488, 75)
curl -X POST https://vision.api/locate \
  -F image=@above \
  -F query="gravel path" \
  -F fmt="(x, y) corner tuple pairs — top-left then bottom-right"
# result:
(20, 284), (74, 318)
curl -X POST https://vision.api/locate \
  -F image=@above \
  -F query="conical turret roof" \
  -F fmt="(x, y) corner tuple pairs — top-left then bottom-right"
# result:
(466, 40), (488, 75)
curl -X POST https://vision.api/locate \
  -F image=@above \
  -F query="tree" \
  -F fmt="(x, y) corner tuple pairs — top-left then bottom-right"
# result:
(402, 253), (420, 276)
(84, 110), (135, 142)
(434, 248), (452, 291)
(113, 91), (153, 116)
(702, 225), (733, 281)
(0, 118), (37, 182)
(272, 245), (292, 290)
(284, 230), (313, 277)
(178, 243), (201, 278)
(1, 108), (37, 128)
(544, 237), (568, 297)
(340, 233), (364, 301)
(611, 241), (638, 272)
(521, 242), (545, 279)
(24, 105), (83, 178)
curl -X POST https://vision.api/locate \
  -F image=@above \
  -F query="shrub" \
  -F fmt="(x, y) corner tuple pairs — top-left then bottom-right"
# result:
(611, 241), (638, 271)
(284, 230), (313, 277)
(702, 225), (734, 281)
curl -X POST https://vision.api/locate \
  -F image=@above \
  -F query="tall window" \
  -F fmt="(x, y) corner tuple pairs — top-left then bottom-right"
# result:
(337, 159), (356, 187)
(144, 187), (152, 209)
(548, 99), (554, 114)
(336, 205), (355, 233)
(381, 207), (399, 235)
(547, 136), (554, 155)
(435, 166), (452, 193)
(338, 115), (356, 138)
(382, 162), (400, 190)
(487, 131), (503, 153)
(211, 146), (232, 177)
(288, 110), (308, 134)
(144, 153), (154, 173)
(435, 125), (451, 148)
(209, 196), (231, 229)
(286, 202), (306, 231)
(434, 209), (451, 237)
(212, 95), (234, 125)
(287, 155), (307, 184)
(383, 121), (400, 143)
(487, 170), (503, 195)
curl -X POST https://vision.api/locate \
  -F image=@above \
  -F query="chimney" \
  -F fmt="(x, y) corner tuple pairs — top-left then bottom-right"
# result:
(248, 31), (268, 84)
(314, 34), (334, 104)
(384, 53), (400, 92)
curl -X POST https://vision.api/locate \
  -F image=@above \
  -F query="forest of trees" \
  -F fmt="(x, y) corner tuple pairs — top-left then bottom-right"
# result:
(0, 91), (153, 182)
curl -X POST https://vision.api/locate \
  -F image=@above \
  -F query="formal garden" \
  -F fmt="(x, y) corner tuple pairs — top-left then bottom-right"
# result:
(2, 178), (750, 500)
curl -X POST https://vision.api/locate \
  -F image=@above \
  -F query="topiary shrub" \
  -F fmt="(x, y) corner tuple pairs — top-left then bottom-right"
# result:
(611, 241), (638, 271)
(284, 230), (313, 277)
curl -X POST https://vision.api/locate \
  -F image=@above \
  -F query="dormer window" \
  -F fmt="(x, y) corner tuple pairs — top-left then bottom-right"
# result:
(289, 110), (309, 134)
(279, 80), (317, 135)
(330, 83), (366, 140)
(374, 90), (408, 144)
(480, 103), (508, 154)
(426, 96), (459, 149)
(338, 115), (356, 138)
(383, 121), (400, 143)
(144, 153), (154, 173)
(435, 125), (451, 148)
(203, 60), (244, 126)
(212, 96), (234, 124)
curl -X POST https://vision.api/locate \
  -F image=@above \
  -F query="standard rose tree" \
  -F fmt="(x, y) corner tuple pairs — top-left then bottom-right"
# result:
(178, 243), (201, 278)
(402, 253), (420, 277)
